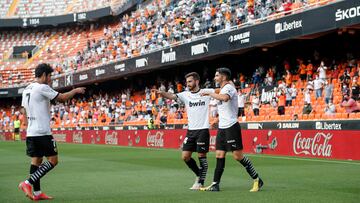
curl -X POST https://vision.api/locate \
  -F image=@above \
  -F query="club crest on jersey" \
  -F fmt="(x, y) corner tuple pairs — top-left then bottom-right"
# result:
(189, 100), (206, 107)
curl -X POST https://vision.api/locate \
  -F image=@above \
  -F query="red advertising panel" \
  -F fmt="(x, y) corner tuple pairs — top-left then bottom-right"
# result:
(1, 129), (360, 160)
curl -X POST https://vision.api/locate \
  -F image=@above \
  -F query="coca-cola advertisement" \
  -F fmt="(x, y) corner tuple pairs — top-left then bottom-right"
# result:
(1, 128), (360, 160)
(243, 130), (360, 160)
(292, 132), (332, 157)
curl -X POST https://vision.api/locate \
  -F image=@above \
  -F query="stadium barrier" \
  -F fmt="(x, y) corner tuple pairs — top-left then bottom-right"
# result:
(1, 120), (360, 161)
(0, 7), (111, 28)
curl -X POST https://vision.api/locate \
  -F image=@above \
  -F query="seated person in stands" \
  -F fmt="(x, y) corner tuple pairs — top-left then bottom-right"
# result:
(302, 102), (313, 115)
(176, 109), (183, 119)
(324, 102), (336, 116)
(270, 97), (278, 108)
(340, 94), (360, 113)
(351, 77), (360, 101)
(292, 114), (298, 121)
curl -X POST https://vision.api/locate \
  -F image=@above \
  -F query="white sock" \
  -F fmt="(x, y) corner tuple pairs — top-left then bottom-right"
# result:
(33, 191), (42, 196)
(24, 180), (30, 185)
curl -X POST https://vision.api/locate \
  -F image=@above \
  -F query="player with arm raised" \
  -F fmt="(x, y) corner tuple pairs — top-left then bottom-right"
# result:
(154, 72), (213, 190)
(201, 67), (263, 192)
(18, 63), (85, 200)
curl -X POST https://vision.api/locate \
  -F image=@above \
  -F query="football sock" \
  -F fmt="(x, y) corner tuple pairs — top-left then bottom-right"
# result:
(30, 164), (41, 192)
(239, 156), (259, 179)
(213, 158), (225, 184)
(198, 157), (208, 185)
(27, 161), (54, 185)
(185, 158), (200, 177)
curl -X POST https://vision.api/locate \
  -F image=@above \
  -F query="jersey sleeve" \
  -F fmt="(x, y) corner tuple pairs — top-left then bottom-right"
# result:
(202, 88), (215, 94)
(21, 92), (26, 107)
(40, 84), (59, 100)
(176, 91), (187, 103)
(220, 84), (236, 99)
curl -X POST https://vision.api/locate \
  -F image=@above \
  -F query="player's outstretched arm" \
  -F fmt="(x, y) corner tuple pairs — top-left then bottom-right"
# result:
(152, 89), (177, 100)
(56, 87), (86, 102)
(201, 91), (230, 102)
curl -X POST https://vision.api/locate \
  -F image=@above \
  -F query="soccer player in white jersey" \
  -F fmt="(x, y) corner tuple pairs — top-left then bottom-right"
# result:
(201, 67), (263, 192)
(18, 63), (85, 200)
(154, 72), (214, 190)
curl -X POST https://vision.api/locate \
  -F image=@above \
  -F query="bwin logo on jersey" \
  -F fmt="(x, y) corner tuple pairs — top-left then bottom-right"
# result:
(189, 100), (205, 107)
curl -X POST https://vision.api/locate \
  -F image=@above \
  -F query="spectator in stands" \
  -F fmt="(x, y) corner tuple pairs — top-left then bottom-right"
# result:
(298, 61), (307, 81)
(252, 93), (260, 116)
(306, 77), (314, 90)
(340, 71), (351, 89)
(324, 79), (334, 104)
(340, 94), (360, 113)
(304, 88), (311, 105)
(277, 91), (286, 115)
(331, 65), (340, 79)
(292, 114), (298, 121)
(302, 102), (313, 115)
(351, 77), (360, 101)
(324, 102), (336, 116)
(314, 75), (324, 99)
(239, 73), (246, 89)
(306, 60), (314, 81)
(252, 69), (261, 87)
(159, 107), (167, 129)
(238, 89), (246, 117)
(268, 96), (276, 108)
(317, 61), (327, 82)
(342, 84), (350, 97)
(264, 69), (273, 86)
(285, 85), (292, 106)
(176, 108), (184, 119)
(291, 83), (297, 100)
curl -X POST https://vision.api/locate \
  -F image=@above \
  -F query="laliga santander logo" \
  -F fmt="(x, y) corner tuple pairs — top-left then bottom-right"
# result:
(293, 132), (333, 157)
(105, 131), (118, 145)
(146, 131), (164, 147)
(72, 131), (83, 144)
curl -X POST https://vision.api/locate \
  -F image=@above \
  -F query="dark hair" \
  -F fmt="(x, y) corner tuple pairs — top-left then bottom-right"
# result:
(185, 72), (200, 81)
(35, 63), (54, 78)
(216, 67), (231, 81)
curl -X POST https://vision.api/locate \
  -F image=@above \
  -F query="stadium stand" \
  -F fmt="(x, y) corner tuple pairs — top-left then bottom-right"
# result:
(1, 50), (359, 131)
(0, 0), (337, 88)
(0, 0), (111, 18)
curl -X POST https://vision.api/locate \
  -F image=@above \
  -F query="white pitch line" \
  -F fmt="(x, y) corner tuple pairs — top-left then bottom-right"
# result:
(247, 154), (360, 166)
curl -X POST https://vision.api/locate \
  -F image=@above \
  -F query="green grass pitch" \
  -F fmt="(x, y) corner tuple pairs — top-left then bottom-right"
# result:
(0, 141), (359, 203)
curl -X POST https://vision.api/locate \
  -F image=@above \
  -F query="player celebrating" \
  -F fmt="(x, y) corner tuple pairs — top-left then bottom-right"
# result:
(154, 72), (214, 190)
(201, 67), (263, 192)
(18, 63), (85, 200)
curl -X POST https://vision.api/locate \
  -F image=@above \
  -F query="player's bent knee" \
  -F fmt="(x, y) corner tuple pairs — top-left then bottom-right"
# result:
(215, 150), (226, 158)
(48, 156), (58, 166)
(181, 154), (191, 162)
(31, 157), (43, 166)
(232, 150), (244, 161)
(198, 153), (207, 158)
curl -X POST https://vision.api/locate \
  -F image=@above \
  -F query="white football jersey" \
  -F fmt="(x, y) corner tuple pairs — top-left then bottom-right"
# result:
(217, 84), (238, 129)
(177, 88), (214, 130)
(21, 83), (59, 137)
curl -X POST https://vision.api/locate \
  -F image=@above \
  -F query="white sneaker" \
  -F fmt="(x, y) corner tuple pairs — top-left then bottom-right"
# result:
(189, 177), (203, 190)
